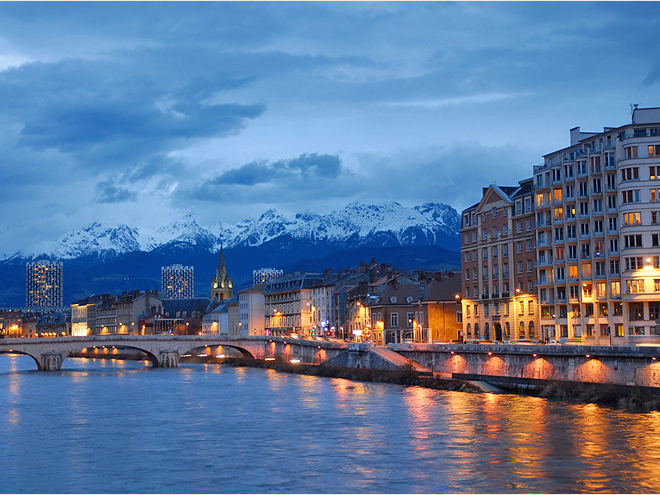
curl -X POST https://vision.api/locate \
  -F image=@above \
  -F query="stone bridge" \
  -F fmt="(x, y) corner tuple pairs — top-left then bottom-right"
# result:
(0, 335), (348, 371)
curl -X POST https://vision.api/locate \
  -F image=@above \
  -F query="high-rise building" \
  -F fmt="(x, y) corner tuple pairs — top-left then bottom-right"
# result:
(533, 106), (660, 344)
(26, 260), (63, 308)
(161, 264), (195, 299)
(253, 268), (284, 286)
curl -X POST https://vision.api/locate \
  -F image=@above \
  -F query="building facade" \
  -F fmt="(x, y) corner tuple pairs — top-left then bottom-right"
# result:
(161, 264), (195, 299)
(460, 181), (539, 342)
(533, 106), (660, 344)
(253, 268), (284, 287)
(238, 286), (266, 336)
(264, 272), (324, 337)
(26, 260), (63, 308)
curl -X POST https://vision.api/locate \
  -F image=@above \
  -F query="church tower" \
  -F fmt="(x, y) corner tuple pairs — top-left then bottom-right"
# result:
(210, 246), (233, 302)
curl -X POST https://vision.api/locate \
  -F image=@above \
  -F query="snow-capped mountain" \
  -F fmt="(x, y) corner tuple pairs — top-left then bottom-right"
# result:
(9, 202), (460, 261)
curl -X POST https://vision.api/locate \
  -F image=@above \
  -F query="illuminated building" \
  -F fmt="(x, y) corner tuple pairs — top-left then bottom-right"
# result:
(238, 285), (266, 336)
(253, 268), (283, 287)
(161, 264), (194, 299)
(460, 180), (539, 342)
(264, 272), (324, 337)
(26, 260), (63, 308)
(534, 106), (660, 343)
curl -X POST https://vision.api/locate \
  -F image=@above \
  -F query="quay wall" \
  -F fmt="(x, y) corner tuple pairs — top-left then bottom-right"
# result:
(389, 343), (660, 390)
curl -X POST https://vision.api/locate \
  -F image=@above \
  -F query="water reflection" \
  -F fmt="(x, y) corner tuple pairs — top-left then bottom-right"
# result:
(3, 357), (660, 493)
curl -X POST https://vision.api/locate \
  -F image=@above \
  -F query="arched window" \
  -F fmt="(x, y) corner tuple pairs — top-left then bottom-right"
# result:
(475, 323), (480, 338)
(467, 323), (472, 338)
(520, 321), (526, 338)
(485, 323), (490, 340)
(505, 322), (510, 338)
(529, 321), (535, 338)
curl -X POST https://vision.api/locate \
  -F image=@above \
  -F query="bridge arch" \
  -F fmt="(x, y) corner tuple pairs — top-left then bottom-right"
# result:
(77, 344), (160, 368)
(182, 343), (255, 360)
(0, 349), (43, 370)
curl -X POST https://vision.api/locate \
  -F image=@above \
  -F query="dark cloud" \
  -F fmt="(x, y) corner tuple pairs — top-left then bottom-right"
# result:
(209, 153), (342, 187)
(94, 181), (137, 204)
(0, 59), (265, 168)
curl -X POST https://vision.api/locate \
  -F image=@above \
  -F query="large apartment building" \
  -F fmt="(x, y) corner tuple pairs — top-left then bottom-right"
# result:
(460, 180), (538, 342)
(534, 106), (660, 344)
(462, 106), (660, 344)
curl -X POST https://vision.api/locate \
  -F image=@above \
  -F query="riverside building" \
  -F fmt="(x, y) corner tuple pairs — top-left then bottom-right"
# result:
(462, 105), (660, 345)
(534, 106), (660, 344)
(460, 180), (539, 342)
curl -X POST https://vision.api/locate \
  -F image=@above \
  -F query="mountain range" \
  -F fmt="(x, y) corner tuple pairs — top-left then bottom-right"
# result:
(0, 202), (461, 307)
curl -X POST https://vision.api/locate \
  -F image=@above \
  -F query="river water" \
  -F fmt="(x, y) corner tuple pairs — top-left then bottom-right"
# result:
(1, 355), (660, 494)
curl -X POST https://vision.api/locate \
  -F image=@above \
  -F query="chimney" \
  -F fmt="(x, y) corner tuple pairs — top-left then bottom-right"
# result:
(145, 289), (150, 315)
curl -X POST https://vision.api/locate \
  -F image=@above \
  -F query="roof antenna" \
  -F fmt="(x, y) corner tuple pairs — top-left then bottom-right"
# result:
(631, 103), (639, 123)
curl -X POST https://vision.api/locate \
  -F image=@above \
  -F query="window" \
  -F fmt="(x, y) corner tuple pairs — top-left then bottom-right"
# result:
(473, 250), (477, 261)
(465, 252), (470, 263)
(579, 202), (589, 216)
(579, 181), (589, 197)
(517, 221), (522, 233)
(553, 188), (562, 201)
(526, 219), (532, 230)
(625, 257), (643, 271)
(465, 270), (470, 281)
(565, 185), (574, 198)
(652, 189), (660, 202)
(554, 207), (563, 221)
(569, 265), (578, 279)
(567, 225), (576, 239)
(652, 234), (659, 247)
(593, 199), (603, 213)
(650, 302), (660, 320)
(483, 248), (488, 260)
(625, 146), (638, 159)
(391, 313), (399, 327)
(626, 279), (644, 294)
(594, 220), (603, 234)
(649, 146), (660, 158)
(629, 303), (644, 320)
(597, 282), (607, 299)
(407, 312), (414, 326)
(582, 263), (591, 278)
(493, 246), (498, 259)
(621, 167), (639, 181)
(651, 165), (660, 179)
(517, 241), (522, 253)
(592, 178), (602, 194)
(624, 212), (641, 225)
(566, 205), (576, 219)
(503, 244), (508, 257)
(652, 212), (660, 225)
(608, 217), (618, 232)
(607, 195), (617, 210)
(606, 174), (616, 190)
(611, 281), (620, 297)
(591, 156), (601, 173)
(621, 190), (641, 204)
(610, 259), (620, 276)
(624, 235), (643, 248)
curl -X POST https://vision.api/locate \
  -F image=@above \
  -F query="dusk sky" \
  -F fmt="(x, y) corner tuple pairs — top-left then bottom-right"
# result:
(2, 2), (660, 257)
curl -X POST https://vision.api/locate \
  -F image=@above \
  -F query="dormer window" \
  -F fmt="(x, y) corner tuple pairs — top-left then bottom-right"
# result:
(406, 296), (413, 303)
(390, 296), (397, 304)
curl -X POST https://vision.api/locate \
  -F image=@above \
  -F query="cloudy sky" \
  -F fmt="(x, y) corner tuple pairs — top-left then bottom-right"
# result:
(1, 2), (660, 256)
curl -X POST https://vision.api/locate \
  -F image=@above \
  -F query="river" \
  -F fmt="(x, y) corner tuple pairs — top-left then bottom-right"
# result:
(1, 355), (660, 493)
